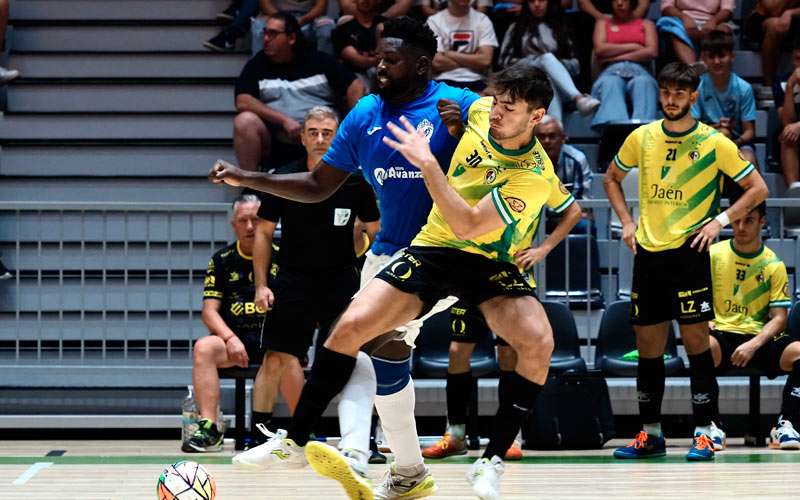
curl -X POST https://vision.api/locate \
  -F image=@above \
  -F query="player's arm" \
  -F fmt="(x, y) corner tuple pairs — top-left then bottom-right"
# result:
(515, 201), (582, 269)
(731, 307), (788, 367)
(253, 220), (277, 312)
(736, 120), (756, 146)
(603, 162), (637, 254)
(691, 170), (769, 251)
(202, 299), (249, 367)
(383, 116), (505, 239)
(354, 218), (380, 256)
(209, 159), (350, 203)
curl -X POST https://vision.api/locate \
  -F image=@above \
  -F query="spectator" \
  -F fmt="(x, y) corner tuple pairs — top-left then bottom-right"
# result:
(498, 0), (600, 120)
(332, 0), (385, 91)
(415, 0), (492, 18)
(590, 0), (658, 131)
(340, 0), (413, 18)
(251, 106), (379, 448)
(535, 114), (595, 234)
(692, 30), (759, 168)
(428, 0), (498, 92)
(184, 194), (304, 453)
(775, 36), (800, 185)
(233, 12), (365, 170)
(745, 0), (800, 86)
(0, 0), (18, 82)
(207, 0), (336, 55)
(578, 0), (649, 21)
(657, 0), (734, 65)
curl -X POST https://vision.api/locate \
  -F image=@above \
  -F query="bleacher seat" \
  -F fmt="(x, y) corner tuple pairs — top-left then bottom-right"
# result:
(595, 300), (685, 376)
(544, 234), (605, 309)
(542, 301), (587, 373)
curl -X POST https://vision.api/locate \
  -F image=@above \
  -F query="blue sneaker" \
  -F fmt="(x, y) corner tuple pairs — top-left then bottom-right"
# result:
(613, 430), (667, 459)
(686, 433), (715, 461)
(770, 419), (800, 450)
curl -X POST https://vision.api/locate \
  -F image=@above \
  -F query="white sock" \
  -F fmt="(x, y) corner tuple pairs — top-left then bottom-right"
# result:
(643, 422), (662, 437)
(337, 351), (376, 462)
(375, 377), (424, 469)
(447, 423), (466, 440)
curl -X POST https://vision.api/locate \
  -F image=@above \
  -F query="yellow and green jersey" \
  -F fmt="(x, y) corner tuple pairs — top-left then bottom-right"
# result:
(413, 97), (575, 269)
(614, 120), (754, 252)
(710, 239), (791, 336)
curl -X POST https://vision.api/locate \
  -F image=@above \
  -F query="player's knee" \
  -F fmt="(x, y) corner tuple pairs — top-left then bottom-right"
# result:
(780, 341), (800, 371)
(327, 311), (369, 350)
(496, 345), (517, 370)
(372, 356), (411, 396)
(193, 335), (224, 363)
(233, 111), (266, 135)
(448, 341), (472, 361)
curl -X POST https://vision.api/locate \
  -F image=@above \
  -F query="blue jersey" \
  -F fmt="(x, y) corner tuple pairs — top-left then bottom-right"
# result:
(323, 81), (479, 255)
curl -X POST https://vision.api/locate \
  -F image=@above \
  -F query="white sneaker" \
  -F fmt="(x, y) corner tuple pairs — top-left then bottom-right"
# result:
(374, 462), (437, 500)
(232, 425), (307, 469)
(305, 441), (373, 500)
(576, 94), (600, 115)
(466, 456), (504, 500)
(770, 419), (800, 450)
(0, 66), (19, 83)
(708, 421), (726, 451)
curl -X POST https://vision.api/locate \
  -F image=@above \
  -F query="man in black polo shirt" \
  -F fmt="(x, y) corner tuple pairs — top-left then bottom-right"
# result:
(243, 106), (380, 447)
(233, 12), (365, 171)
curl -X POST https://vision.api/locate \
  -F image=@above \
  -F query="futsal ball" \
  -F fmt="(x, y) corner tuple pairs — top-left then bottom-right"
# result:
(157, 460), (216, 500)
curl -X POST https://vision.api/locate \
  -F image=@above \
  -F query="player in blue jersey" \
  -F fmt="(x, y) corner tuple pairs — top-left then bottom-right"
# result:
(210, 17), (479, 499)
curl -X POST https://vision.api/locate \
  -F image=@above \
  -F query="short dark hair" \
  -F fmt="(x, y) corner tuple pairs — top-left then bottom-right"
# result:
(491, 63), (553, 110)
(657, 62), (700, 91)
(729, 190), (767, 218)
(381, 16), (438, 58)
(701, 30), (735, 56)
(268, 11), (307, 52)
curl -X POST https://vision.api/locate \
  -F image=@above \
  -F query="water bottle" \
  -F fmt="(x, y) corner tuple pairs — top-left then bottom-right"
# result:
(181, 385), (199, 443)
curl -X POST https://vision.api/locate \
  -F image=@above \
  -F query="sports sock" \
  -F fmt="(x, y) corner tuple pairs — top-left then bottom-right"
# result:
(688, 349), (720, 427)
(252, 411), (272, 431)
(482, 371), (542, 459)
(780, 360), (800, 422)
(498, 369), (515, 406)
(643, 422), (662, 437)
(375, 377), (424, 469)
(637, 355), (665, 425)
(445, 371), (471, 435)
(337, 351), (376, 459)
(287, 347), (356, 446)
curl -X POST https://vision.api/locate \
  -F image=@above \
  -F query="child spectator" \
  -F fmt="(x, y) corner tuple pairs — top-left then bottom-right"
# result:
(692, 30), (759, 168)
(774, 36), (800, 185)
(498, 0), (599, 120)
(332, 0), (385, 91)
(590, 0), (658, 131)
(657, 0), (734, 65)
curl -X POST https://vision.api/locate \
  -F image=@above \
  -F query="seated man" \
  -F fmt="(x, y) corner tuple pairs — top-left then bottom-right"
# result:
(709, 199), (800, 450)
(774, 35), (800, 186)
(331, 0), (385, 92)
(184, 194), (304, 453)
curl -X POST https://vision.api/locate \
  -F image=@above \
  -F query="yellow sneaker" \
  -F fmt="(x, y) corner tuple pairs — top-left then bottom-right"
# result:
(305, 441), (373, 500)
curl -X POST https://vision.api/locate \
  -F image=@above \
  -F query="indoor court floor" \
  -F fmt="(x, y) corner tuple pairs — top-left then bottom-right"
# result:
(1, 439), (798, 499)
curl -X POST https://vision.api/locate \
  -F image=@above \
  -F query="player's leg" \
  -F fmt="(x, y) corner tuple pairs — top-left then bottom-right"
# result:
(681, 321), (722, 450)
(772, 340), (800, 449)
(496, 341), (523, 460)
(185, 335), (236, 452)
(278, 355), (304, 415)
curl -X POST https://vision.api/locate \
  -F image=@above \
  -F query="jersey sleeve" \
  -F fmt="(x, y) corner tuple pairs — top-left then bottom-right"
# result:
(739, 82), (757, 122)
(234, 57), (260, 99)
(715, 134), (755, 182)
(490, 171), (552, 226)
(322, 99), (365, 173)
(458, 89), (482, 123)
(613, 127), (641, 172)
(546, 177), (576, 214)
(355, 178), (380, 223)
(769, 261), (792, 308)
(477, 14), (499, 47)
(257, 193), (282, 223)
(203, 255), (224, 300)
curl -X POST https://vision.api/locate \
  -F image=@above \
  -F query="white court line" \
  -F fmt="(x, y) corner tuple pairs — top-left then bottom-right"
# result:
(12, 462), (53, 485)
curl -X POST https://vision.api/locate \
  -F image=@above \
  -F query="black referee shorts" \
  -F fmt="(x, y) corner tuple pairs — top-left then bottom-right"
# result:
(712, 330), (797, 379)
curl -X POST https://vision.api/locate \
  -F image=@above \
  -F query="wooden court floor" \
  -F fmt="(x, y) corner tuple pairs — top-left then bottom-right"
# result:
(2, 439), (798, 499)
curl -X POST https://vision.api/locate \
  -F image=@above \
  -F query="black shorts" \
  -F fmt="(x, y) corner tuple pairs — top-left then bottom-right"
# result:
(376, 246), (536, 316)
(449, 300), (509, 346)
(238, 332), (267, 363)
(631, 239), (714, 325)
(263, 265), (359, 359)
(712, 330), (797, 379)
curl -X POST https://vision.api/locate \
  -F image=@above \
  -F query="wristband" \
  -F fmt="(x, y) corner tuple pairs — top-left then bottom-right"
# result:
(714, 211), (730, 227)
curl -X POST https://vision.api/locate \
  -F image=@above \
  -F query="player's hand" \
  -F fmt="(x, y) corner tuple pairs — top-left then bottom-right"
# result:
(225, 336), (249, 368)
(437, 98), (464, 139)
(731, 338), (758, 367)
(514, 246), (549, 270)
(254, 285), (274, 312)
(383, 115), (438, 172)
(691, 219), (722, 252)
(622, 221), (637, 255)
(282, 117), (302, 140)
(209, 160), (247, 187)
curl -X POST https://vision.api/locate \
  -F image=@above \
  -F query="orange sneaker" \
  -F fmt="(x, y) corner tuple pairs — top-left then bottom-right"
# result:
(421, 433), (467, 458)
(504, 441), (523, 461)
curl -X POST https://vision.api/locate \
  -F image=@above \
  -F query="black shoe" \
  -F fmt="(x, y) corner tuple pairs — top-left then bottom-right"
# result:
(182, 419), (223, 453)
(216, 2), (239, 22)
(203, 27), (241, 52)
(369, 449), (387, 464)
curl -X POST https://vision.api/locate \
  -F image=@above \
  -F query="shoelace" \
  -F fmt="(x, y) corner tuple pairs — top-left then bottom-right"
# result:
(434, 433), (456, 450)
(627, 430), (649, 450)
(693, 434), (713, 451)
(254, 423), (285, 440)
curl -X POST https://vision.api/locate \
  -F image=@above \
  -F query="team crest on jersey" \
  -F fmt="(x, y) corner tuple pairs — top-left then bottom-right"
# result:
(230, 271), (240, 282)
(690, 150), (700, 161)
(484, 169), (497, 184)
(756, 273), (765, 283)
(416, 119), (434, 142)
(559, 181), (569, 195)
(505, 197), (526, 213)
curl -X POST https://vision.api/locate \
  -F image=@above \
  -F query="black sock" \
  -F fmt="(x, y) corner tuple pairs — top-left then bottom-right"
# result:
(638, 356), (665, 425)
(482, 372), (542, 459)
(688, 349), (720, 426)
(252, 411), (272, 432)
(287, 347), (356, 446)
(446, 371), (472, 427)
(781, 360), (800, 423)
(498, 369), (515, 406)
